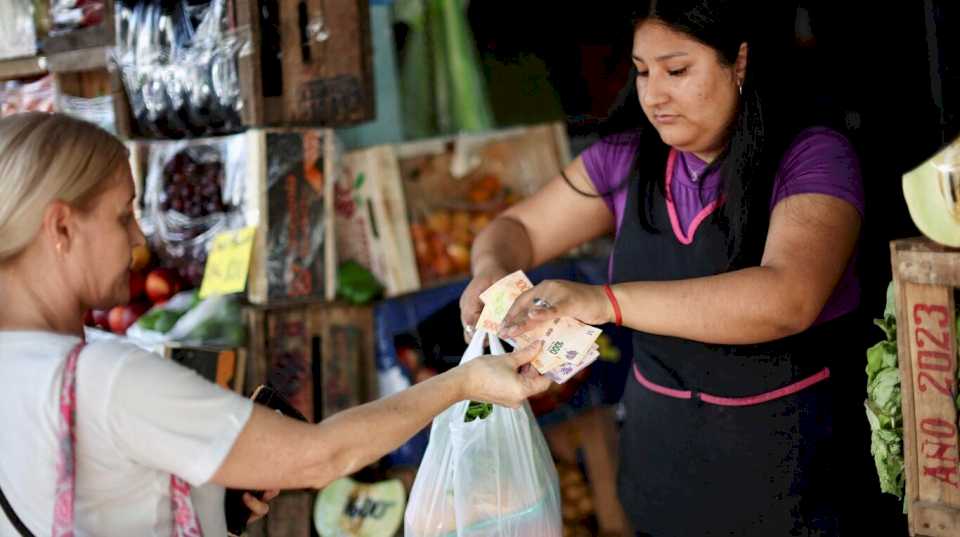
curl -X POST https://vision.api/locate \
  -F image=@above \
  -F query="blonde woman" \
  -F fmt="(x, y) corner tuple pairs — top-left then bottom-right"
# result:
(0, 112), (550, 536)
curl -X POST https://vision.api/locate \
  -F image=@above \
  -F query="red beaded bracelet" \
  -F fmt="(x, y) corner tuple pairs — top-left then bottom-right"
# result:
(603, 284), (622, 327)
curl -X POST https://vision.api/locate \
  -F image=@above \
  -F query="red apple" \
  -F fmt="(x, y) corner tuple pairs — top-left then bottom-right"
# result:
(129, 270), (147, 301)
(90, 309), (111, 330)
(107, 302), (149, 335)
(145, 268), (181, 304)
(83, 310), (95, 327)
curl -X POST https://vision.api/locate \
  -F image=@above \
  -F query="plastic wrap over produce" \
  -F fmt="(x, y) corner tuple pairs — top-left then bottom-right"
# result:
(140, 134), (248, 288)
(0, 0), (38, 60)
(0, 75), (57, 117)
(405, 332), (562, 537)
(114, 0), (251, 137)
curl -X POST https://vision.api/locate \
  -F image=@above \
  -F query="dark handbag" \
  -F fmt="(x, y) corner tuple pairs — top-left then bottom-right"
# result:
(224, 385), (310, 536)
(0, 482), (35, 537)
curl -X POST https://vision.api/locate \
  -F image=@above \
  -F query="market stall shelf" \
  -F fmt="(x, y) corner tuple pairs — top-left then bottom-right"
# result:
(891, 238), (960, 537)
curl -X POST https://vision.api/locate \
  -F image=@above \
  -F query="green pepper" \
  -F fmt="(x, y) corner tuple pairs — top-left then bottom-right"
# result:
(336, 260), (384, 305)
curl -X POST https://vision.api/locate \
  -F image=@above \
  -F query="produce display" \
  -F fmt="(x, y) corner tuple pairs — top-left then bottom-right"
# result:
(865, 282), (960, 504)
(140, 135), (247, 289)
(399, 125), (567, 287)
(865, 283), (905, 502)
(84, 245), (184, 336)
(407, 174), (511, 282)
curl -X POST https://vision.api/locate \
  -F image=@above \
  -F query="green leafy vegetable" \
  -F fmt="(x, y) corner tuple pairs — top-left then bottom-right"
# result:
(865, 281), (905, 501)
(464, 400), (492, 422)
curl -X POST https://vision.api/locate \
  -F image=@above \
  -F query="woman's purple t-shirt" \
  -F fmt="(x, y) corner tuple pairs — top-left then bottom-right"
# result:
(581, 127), (864, 323)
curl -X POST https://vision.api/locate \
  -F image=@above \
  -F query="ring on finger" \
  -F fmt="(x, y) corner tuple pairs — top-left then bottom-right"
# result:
(532, 297), (552, 309)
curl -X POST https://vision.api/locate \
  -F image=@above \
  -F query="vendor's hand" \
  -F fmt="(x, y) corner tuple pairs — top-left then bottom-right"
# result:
(463, 342), (551, 407)
(245, 489), (279, 524)
(498, 280), (611, 340)
(459, 267), (509, 342)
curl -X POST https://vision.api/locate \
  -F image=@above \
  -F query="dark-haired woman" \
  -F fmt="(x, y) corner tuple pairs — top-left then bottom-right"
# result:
(460, 1), (863, 535)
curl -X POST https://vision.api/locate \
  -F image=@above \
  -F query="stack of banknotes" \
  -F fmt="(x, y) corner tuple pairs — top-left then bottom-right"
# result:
(475, 271), (602, 384)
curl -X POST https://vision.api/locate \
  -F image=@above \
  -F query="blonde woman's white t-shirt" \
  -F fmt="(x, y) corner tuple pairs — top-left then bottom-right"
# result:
(0, 331), (253, 536)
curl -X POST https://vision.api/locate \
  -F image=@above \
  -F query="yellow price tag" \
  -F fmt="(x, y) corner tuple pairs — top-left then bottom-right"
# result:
(199, 226), (257, 299)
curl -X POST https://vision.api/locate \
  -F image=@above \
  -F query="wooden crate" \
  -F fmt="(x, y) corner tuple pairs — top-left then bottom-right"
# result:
(336, 143), (421, 297)
(235, 0), (374, 127)
(245, 301), (376, 423)
(335, 122), (571, 294)
(891, 238), (960, 537)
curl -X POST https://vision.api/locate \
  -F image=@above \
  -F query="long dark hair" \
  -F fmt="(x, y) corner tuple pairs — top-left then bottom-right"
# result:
(595, 0), (804, 268)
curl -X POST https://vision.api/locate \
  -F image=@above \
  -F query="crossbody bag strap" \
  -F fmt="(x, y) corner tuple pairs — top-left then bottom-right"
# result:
(0, 481), (36, 537)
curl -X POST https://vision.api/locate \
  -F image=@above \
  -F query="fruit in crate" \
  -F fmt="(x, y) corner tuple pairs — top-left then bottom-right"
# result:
(146, 268), (182, 303)
(89, 310), (110, 330)
(130, 244), (151, 271)
(129, 269), (147, 301)
(159, 151), (230, 218)
(107, 302), (150, 335)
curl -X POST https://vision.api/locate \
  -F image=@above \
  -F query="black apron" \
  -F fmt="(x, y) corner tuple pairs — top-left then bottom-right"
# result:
(613, 151), (856, 537)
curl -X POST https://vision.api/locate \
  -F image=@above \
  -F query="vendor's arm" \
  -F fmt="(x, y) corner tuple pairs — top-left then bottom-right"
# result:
(502, 193), (861, 345)
(211, 342), (548, 490)
(462, 156), (615, 329)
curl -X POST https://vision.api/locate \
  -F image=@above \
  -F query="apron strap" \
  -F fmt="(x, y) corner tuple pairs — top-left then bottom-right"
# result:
(633, 362), (830, 407)
(52, 341), (204, 537)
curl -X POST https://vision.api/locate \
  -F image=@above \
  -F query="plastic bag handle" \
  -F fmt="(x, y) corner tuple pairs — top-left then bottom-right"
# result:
(487, 332), (506, 355)
(459, 330), (508, 367)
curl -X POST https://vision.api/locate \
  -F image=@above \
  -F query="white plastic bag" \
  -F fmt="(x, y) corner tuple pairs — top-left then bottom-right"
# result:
(404, 331), (562, 537)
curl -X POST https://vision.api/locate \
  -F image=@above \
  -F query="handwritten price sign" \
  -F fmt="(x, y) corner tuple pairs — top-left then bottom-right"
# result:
(199, 226), (257, 299)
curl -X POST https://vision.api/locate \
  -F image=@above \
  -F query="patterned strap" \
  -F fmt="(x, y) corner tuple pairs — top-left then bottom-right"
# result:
(53, 341), (204, 537)
(51, 343), (82, 537)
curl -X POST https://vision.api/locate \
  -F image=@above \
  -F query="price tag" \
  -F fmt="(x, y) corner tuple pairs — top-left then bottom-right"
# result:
(199, 226), (256, 299)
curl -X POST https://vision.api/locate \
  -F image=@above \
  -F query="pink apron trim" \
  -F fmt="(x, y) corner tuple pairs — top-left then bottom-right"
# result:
(664, 150), (725, 245)
(52, 341), (204, 536)
(632, 362), (830, 407)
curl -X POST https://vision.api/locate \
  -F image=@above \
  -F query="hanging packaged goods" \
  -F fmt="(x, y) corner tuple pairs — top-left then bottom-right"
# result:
(112, 0), (373, 139)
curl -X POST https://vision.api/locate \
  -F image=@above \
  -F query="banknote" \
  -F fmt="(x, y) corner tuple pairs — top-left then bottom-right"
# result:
(545, 347), (600, 384)
(530, 317), (601, 374)
(475, 271), (534, 333)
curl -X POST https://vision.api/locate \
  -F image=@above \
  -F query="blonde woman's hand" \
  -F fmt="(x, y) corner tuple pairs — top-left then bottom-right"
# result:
(461, 342), (551, 407)
(245, 489), (279, 524)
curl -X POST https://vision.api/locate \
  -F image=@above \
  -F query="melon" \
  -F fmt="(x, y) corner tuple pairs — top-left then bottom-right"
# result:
(903, 137), (960, 246)
(314, 477), (406, 537)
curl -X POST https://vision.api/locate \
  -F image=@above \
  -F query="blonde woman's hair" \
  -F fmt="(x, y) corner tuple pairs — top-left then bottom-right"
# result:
(0, 112), (129, 262)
